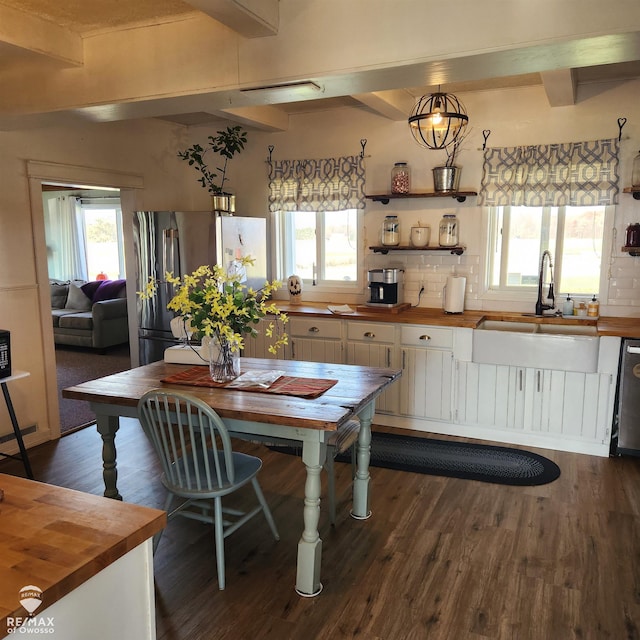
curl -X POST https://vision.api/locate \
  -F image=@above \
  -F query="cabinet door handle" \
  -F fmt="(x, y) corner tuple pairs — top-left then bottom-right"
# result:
(291, 340), (296, 359)
(364, 331), (375, 338)
(519, 369), (523, 391)
(386, 347), (391, 367)
(537, 370), (541, 392)
(402, 350), (406, 369)
(419, 334), (431, 341)
(308, 326), (319, 333)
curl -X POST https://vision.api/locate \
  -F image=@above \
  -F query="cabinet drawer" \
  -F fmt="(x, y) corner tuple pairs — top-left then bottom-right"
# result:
(289, 317), (342, 339)
(401, 325), (453, 349)
(347, 321), (396, 343)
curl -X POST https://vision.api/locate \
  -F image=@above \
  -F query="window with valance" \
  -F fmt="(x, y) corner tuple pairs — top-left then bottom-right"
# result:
(268, 155), (365, 290)
(479, 138), (619, 297)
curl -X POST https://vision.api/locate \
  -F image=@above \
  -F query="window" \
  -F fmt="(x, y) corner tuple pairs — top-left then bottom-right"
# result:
(44, 195), (124, 282)
(488, 205), (608, 296)
(80, 201), (125, 280)
(274, 209), (361, 289)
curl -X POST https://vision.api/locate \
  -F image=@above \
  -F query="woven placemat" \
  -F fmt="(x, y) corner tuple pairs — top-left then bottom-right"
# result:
(161, 366), (338, 399)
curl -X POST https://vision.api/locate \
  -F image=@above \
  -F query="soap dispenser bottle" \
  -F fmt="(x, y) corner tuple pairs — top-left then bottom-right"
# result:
(587, 295), (600, 318)
(562, 294), (574, 317)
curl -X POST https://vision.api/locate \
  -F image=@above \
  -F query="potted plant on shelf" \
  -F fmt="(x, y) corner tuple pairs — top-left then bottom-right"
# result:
(177, 125), (248, 213)
(432, 129), (470, 193)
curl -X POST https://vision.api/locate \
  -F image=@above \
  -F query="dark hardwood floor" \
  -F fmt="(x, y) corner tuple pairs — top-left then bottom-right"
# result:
(2, 423), (640, 640)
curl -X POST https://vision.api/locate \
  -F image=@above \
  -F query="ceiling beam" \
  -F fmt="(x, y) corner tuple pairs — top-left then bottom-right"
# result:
(183, 0), (278, 37)
(352, 89), (415, 120)
(219, 105), (289, 131)
(0, 4), (83, 67)
(541, 69), (577, 106)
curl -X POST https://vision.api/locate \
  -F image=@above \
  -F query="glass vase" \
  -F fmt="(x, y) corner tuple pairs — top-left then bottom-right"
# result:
(208, 337), (241, 383)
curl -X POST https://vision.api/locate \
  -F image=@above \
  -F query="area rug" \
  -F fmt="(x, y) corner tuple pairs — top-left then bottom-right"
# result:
(55, 344), (131, 434)
(270, 431), (561, 486)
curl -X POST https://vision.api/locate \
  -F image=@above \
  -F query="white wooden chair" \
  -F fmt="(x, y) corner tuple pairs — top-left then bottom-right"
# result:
(137, 389), (279, 590)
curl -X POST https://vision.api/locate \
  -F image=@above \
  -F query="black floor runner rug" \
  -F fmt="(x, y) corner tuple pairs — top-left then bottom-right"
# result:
(270, 431), (561, 486)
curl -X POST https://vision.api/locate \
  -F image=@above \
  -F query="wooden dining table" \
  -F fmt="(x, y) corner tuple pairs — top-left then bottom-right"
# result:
(62, 356), (401, 597)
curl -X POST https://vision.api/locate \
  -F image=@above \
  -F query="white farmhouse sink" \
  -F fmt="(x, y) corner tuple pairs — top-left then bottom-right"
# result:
(473, 320), (599, 372)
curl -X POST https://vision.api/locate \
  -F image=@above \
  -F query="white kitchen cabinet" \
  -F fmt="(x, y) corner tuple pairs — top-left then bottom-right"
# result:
(456, 361), (612, 449)
(289, 317), (344, 363)
(242, 316), (290, 360)
(399, 325), (454, 421)
(345, 321), (398, 413)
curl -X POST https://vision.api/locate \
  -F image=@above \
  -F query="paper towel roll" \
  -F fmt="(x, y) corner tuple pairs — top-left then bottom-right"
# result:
(443, 275), (466, 313)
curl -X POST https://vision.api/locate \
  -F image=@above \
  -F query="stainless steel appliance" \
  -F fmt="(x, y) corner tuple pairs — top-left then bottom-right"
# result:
(133, 211), (266, 364)
(366, 268), (404, 307)
(615, 338), (640, 455)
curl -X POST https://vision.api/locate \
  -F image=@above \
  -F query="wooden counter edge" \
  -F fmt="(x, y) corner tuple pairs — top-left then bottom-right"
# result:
(0, 474), (166, 630)
(274, 302), (640, 337)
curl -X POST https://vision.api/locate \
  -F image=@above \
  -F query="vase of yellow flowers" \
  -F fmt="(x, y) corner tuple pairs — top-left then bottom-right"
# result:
(139, 257), (288, 383)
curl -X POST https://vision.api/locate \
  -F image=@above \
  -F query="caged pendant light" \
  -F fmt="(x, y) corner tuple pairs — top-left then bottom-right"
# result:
(408, 91), (469, 150)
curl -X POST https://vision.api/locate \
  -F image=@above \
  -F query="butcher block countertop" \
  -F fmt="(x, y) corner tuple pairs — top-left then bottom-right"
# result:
(0, 474), (165, 630)
(274, 302), (640, 338)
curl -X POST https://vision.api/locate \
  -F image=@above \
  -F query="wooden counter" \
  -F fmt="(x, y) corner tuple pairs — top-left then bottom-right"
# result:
(274, 302), (640, 337)
(0, 474), (165, 636)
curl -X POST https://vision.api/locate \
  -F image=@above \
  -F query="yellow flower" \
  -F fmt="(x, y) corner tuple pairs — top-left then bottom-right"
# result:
(137, 256), (287, 355)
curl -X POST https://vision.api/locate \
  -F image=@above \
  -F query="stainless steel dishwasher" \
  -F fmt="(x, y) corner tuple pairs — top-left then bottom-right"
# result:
(616, 338), (640, 455)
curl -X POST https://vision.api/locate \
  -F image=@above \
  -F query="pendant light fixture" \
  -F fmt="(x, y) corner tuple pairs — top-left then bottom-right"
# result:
(408, 90), (469, 150)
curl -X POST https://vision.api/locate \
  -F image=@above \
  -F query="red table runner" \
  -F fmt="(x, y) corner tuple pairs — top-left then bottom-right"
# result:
(161, 366), (338, 399)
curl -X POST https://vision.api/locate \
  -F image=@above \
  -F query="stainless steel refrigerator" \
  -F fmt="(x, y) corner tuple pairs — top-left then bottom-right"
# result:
(133, 211), (267, 364)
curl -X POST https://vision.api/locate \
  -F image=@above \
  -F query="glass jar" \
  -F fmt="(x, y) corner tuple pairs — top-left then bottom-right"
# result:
(381, 215), (400, 246)
(439, 214), (458, 247)
(632, 150), (640, 188)
(625, 223), (640, 247)
(391, 162), (411, 194)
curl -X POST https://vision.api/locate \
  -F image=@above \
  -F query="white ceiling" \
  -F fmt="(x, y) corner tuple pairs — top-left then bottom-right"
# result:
(1, 0), (640, 130)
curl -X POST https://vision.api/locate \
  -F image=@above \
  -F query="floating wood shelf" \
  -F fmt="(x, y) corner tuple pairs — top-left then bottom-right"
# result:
(365, 191), (477, 204)
(623, 187), (640, 200)
(621, 246), (640, 256)
(369, 245), (465, 256)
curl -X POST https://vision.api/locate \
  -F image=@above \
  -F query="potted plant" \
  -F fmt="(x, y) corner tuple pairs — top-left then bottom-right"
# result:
(177, 125), (248, 213)
(432, 129), (470, 193)
(138, 256), (288, 382)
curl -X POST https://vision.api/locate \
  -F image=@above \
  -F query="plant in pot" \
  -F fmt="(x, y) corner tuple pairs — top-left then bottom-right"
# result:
(177, 125), (248, 213)
(432, 129), (470, 193)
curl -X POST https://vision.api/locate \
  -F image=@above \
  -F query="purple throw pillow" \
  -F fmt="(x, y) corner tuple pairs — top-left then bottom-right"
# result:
(93, 279), (126, 303)
(81, 280), (103, 302)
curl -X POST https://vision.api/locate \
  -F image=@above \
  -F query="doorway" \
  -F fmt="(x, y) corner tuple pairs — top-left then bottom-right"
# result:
(43, 185), (131, 433)
(28, 160), (142, 439)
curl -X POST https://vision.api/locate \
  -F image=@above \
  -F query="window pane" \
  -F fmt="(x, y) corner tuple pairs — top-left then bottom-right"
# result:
(323, 210), (358, 282)
(504, 206), (545, 286)
(291, 211), (317, 280)
(84, 208), (122, 280)
(561, 206), (604, 295)
(489, 205), (605, 296)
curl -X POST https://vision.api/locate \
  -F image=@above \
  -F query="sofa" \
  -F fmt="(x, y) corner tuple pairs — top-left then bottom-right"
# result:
(50, 278), (129, 350)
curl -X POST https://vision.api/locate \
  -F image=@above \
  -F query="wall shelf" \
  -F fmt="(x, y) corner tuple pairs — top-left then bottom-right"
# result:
(366, 191), (477, 205)
(369, 245), (465, 256)
(623, 187), (640, 200)
(621, 246), (640, 257)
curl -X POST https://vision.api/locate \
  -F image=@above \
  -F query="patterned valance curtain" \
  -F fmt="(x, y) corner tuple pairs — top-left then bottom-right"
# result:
(268, 155), (366, 212)
(478, 138), (619, 207)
